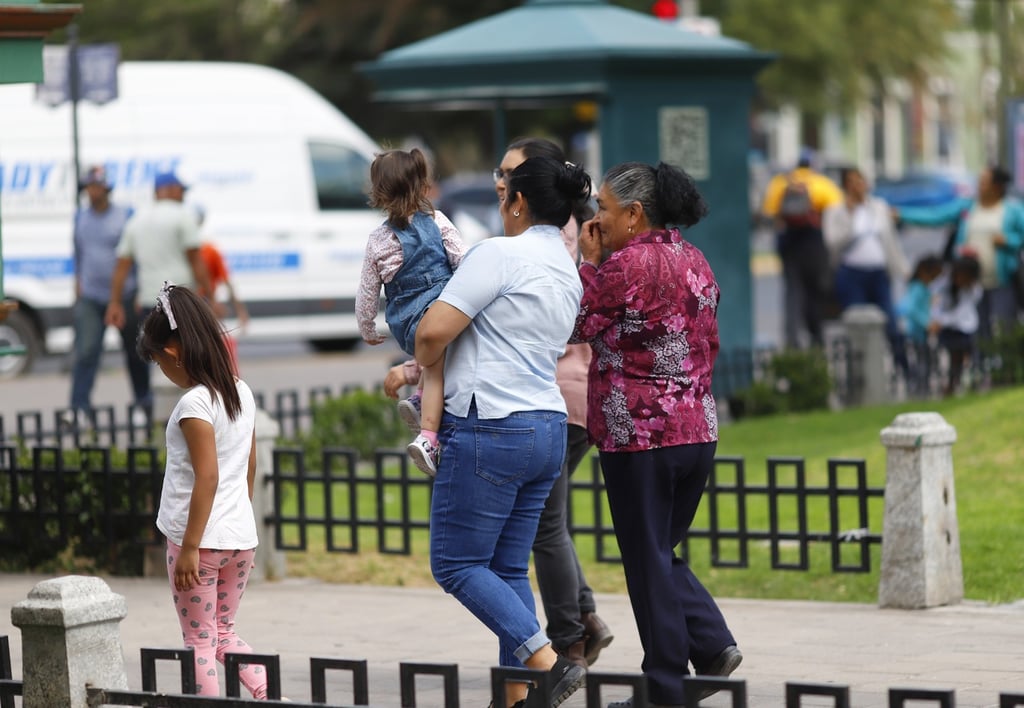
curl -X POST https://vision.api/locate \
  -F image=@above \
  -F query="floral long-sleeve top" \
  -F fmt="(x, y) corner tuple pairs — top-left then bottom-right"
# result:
(570, 228), (720, 452)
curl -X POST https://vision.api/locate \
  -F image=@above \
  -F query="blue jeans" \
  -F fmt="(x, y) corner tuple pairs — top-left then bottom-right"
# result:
(430, 401), (567, 668)
(70, 296), (151, 412)
(834, 264), (908, 374)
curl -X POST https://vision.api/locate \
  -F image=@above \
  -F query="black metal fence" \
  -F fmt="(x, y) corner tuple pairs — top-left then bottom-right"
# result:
(2, 636), (1023, 708)
(0, 433), (884, 575)
(267, 448), (884, 572)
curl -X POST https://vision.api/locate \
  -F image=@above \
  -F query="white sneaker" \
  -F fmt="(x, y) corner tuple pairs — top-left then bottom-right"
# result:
(59, 409), (93, 432)
(397, 393), (422, 433)
(131, 408), (149, 428)
(407, 434), (439, 477)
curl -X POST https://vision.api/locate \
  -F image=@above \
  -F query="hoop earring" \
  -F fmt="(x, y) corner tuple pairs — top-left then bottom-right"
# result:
(513, 210), (520, 217)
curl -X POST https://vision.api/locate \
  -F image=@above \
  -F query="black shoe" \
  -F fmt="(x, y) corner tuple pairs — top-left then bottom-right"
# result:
(696, 645), (743, 700)
(541, 655), (586, 708)
(607, 697), (682, 708)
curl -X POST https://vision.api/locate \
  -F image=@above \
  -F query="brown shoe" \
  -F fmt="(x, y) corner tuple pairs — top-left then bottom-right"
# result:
(581, 612), (614, 666)
(556, 639), (588, 669)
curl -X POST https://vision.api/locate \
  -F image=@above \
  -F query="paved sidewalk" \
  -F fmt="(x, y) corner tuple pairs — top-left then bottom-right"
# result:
(0, 573), (1021, 707)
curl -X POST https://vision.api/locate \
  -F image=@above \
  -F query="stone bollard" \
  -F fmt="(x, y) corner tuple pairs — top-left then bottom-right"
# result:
(878, 412), (963, 608)
(842, 304), (890, 406)
(253, 407), (286, 581)
(11, 576), (128, 708)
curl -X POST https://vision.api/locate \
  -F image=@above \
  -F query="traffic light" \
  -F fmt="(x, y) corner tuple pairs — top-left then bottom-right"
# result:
(651, 0), (678, 20)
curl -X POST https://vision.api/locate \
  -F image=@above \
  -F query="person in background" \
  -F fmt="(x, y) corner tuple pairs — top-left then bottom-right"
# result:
(65, 166), (151, 428)
(930, 255), (983, 397)
(106, 170), (213, 419)
(761, 149), (844, 349)
(355, 148), (465, 477)
(137, 283), (269, 700)
(823, 166), (910, 379)
(898, 165), (1024, 340)
(573, 161), (741, 708)
(495, 136), (614, 668)
(897, 255), (944, 397)
(415, 156), (590, 708)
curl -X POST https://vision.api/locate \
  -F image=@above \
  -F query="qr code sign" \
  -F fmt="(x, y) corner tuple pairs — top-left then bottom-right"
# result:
(659, 106), (709, 180)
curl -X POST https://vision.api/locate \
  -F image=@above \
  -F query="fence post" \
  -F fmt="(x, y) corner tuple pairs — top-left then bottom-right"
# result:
(253, 407), (286, 581)
(878, 412), (963, 608)
(841, 304), (890, 406)
(10, 576), (128, 708)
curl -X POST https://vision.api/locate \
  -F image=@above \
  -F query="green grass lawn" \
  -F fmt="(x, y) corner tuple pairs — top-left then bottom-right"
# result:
(284, 386), (1024, 605)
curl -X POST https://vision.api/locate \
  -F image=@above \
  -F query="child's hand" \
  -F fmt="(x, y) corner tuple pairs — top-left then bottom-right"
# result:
(173, 547), (202, 592)
(364, 330), (387, 346)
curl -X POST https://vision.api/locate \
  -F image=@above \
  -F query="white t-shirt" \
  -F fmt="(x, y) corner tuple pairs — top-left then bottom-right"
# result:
(156, 379), (258, 550)
(965, 202), (1005, 289)
(116, 200), (201, 304)
(842, 204), (887, 269)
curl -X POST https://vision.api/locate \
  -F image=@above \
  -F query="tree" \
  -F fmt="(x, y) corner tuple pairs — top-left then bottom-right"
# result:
(45, 0), (286, 64)
(619, 0), (960, 123)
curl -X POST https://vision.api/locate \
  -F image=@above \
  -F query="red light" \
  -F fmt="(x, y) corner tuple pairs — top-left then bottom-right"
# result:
(652, 0), (678, 20)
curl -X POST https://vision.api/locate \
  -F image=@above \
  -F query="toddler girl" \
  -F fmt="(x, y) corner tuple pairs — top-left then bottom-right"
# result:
(930, 255), (983, 396)
(898, 254), (944, 396)
(355, 148), (465, 476)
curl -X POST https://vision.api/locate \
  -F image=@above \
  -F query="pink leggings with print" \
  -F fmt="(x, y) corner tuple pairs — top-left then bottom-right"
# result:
(165, 541), (267, 699)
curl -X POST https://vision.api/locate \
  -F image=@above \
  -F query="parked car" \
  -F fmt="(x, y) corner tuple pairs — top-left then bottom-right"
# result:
(873, 168), (975, 209)
(437, 173), (501, 240)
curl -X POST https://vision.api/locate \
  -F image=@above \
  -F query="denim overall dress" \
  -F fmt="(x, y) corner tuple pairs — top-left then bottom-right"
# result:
(383, 211), (454, 356)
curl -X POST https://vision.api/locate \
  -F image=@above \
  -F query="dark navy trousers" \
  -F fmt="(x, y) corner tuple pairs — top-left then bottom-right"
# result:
(600, 442), (736, 705)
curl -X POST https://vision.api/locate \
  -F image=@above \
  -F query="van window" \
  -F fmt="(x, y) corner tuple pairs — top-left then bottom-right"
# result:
(308, 141), (371, 210)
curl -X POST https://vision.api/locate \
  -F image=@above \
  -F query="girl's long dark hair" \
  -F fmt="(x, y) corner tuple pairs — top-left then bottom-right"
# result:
(137, 285), (242, 420)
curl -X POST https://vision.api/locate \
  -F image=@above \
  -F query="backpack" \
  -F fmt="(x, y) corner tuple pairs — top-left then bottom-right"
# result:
(778, 177), (819, 228)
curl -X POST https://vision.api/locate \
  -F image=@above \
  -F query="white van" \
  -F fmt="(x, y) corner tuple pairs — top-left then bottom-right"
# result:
(0, 61), (387, 377)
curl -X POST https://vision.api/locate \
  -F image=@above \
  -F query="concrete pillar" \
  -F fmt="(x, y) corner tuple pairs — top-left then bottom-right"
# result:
(842, 304), (890, 406)
(11, 576), (128, 708)
(878, 412), (963, 608)
(253, 407), (286, 581)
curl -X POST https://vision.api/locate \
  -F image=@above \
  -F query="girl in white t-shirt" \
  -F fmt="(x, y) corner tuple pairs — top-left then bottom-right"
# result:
(137, 282), (268, 700)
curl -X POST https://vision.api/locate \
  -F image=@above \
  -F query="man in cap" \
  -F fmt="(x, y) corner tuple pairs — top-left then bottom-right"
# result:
(105, 169), (212, 419)
(65, 165), (150, 427)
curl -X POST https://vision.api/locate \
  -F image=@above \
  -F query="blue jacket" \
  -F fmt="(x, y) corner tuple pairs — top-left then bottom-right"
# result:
(898, 197), (1024, 287)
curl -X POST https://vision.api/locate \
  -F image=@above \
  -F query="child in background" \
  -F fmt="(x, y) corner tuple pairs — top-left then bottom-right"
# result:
(200, 242), (249, 374)
(137, 283), (268, 700)
(355, 148), (465, 476)
(897, 254), (944, 396)
(929, 255), (983, 397)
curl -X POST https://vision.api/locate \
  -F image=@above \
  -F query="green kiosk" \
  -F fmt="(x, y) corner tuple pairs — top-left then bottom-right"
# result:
(0, 1), (80, 357)
(361, 0), (772, 390)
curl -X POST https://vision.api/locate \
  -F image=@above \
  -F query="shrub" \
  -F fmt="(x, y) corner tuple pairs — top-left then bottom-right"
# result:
(729, 348), (832, 419)
(978, 324), (1024, 387)
(301, 389), (409, 461)
(0, 445), (159, 575)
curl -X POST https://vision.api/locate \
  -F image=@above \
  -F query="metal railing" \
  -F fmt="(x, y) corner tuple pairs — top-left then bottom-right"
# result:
(2, 637), (1022, 708)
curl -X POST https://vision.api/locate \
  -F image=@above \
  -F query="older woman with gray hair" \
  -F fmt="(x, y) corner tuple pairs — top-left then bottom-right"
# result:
(572, 161), (741, 708)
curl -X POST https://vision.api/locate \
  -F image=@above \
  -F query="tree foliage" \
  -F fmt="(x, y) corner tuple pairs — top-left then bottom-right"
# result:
(716, 0), (960, 118)
(47, 0), (964, 136)
(612, 0), (962, 119)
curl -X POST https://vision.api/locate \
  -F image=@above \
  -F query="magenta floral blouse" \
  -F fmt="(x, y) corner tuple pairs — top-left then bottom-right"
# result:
(571, 228), (720, 452)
